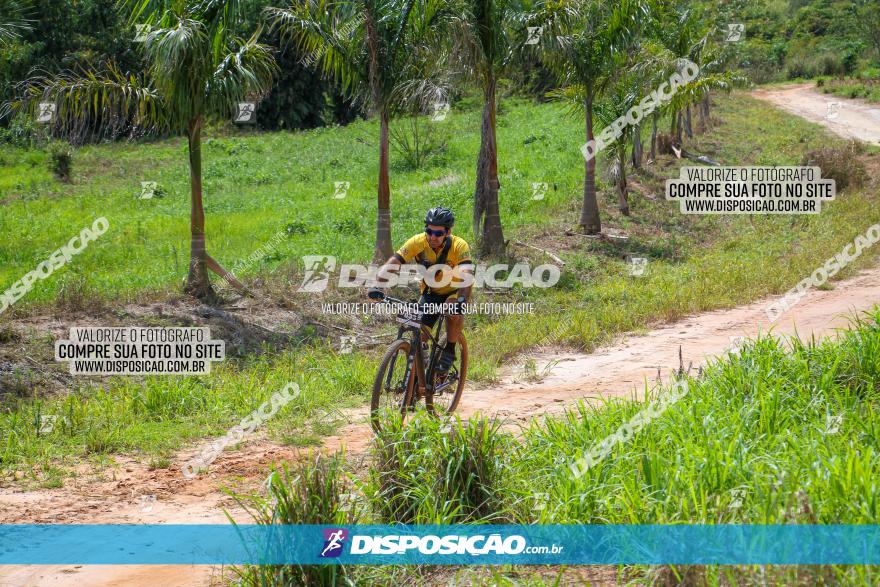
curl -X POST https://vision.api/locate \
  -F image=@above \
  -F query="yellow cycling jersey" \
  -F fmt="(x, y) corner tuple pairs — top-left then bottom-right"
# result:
(394, 233), (473, 295)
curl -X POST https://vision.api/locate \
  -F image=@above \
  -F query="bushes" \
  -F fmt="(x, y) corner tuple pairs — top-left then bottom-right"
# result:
(435, 417), (509, 522)
(233, 454), (359, 587)
(230, 419), (511, 585)
(800, 140), (868, 192)
(786, 53), (847, 80)
(817, 78), (880, 103)
(47, 141), (72, 182)
(0, 112), (39, 148)
(818, 53), (845, 77)
(370, 413), (512, 524)
(389, 114), (450, 171)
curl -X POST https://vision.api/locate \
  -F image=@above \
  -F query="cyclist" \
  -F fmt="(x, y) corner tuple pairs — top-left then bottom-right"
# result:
(368, 206), (473, 374)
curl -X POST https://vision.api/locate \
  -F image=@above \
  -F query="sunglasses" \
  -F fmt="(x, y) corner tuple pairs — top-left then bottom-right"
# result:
(425, 227), (448, 237)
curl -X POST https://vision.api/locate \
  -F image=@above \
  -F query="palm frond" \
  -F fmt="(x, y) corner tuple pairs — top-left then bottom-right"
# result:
(266, 1), (365, 103)
(207, 32), (279, 118)
(5, 63), (165, 143)
(545, 84), (589, 119)
(0, 0), (33, 46)
(141, 17), (213, 129)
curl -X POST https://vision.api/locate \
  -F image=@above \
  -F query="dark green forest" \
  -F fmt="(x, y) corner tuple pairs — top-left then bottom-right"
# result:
(2, 0), (878, 142)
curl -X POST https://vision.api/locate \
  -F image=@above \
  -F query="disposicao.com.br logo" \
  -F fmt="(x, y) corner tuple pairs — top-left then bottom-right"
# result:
(297, 255), (561, 292)
(320, 528), (349, 558)
(327, 533), (563, 557)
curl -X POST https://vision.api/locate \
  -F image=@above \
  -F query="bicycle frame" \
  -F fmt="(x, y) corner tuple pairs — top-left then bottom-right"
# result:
(380, 296), (447, 406)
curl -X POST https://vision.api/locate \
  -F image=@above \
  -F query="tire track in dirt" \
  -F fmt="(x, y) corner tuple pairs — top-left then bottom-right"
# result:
(3, 265), (879, 586)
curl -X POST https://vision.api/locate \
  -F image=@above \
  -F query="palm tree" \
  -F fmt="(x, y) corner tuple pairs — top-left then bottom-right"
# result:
(650, 5), (747, 147)
(653, 3), (711, 144)
(0, 0), (31, 46)
(452, 0), (521, 257)
(538, 0), (647, 235)
(9, 0), (277, 300)
(269, 0), (450, 262)
(594, 63), (642, 216)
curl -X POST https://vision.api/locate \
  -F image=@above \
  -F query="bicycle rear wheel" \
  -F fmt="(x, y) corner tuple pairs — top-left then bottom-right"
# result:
(370, 339), (414, 433)
(425, 333), (467, 417)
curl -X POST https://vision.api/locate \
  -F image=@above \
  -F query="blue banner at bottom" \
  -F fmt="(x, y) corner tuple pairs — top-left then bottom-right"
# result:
(1, 525), (879, 565)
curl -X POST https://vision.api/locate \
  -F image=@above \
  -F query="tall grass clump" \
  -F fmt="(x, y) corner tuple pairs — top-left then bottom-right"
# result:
(232, 453), (358, 587)
(369, 411), (425, 523)
(435, 417), (511, 522)
(369, 413), (512, 523)
(800, 140), (868, 192)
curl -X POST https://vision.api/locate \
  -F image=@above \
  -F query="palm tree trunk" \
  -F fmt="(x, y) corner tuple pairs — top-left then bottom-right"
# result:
(580, 91), (601, 234)
(631, 124), (642, 170)
(650, 111), (657, 161)
(675, 110), (683, 144)
(473, 70), (505, 257)
(685, 104), (693, 138)
(184, 118), (214, 300)
(374, 109), (392, 262)
(617, 149), (629, 216)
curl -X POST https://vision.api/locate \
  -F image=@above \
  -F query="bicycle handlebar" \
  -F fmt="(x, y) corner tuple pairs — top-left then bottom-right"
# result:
(371, 290), (464, 317)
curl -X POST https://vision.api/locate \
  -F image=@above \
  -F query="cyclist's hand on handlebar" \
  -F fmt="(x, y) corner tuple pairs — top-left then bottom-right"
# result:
(367, 287), (385, 301)
(450, 295), (468, 314)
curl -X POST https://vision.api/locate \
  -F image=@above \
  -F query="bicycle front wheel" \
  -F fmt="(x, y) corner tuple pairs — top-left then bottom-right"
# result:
(370, 338), (414, 433)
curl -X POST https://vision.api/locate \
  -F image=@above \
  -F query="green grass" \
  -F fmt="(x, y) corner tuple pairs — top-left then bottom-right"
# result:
(514, 313), (880, 527)
(355, 311), (880, 529)
(0, 95), (589, 308)
(234, 312), (880, 585)
(0, 347), (374, 485)
(233, 453), (360, 586)
(2, 90), (880, 486)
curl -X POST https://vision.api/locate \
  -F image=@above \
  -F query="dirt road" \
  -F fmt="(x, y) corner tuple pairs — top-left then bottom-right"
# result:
(752, 82), (880, 145)
(3, 263), (879, 586)
(3, 84), (880, 586)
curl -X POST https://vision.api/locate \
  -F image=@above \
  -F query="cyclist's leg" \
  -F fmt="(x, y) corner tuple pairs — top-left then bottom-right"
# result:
(418, 292), (444, 340)
(417, 292), (445, 394)
(437, 294), (463, 373)
(445, 293), (463, 344)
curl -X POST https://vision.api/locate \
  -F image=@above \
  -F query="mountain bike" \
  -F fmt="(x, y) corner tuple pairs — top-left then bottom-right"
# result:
(369, 292), (468, 433)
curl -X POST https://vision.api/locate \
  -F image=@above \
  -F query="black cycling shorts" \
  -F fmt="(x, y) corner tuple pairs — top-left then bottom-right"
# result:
(419, 291), (456, 329)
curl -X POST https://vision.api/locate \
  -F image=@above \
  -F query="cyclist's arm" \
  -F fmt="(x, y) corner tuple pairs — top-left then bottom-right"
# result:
(375, 255), (402, 287)
(453, 239), (474, 303)
(456, 265), (473, 303)
(374, 234), (423, 289)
